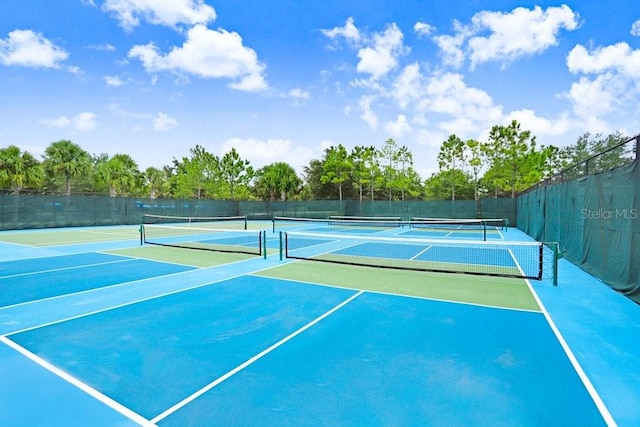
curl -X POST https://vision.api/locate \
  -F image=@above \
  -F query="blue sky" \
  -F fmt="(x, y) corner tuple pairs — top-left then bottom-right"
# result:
(1, 1), (639, 178)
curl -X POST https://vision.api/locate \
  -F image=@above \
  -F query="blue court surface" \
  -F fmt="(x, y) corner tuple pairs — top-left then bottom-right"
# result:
(1, 224), (639, 426)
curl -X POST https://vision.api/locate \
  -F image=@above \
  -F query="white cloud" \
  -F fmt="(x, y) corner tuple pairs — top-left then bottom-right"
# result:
(89, 44), (116, 51)
(109, 103), (152, 119)
(467, 5), (579, 68)
(356, 23), (407, 80)
(434, 5), (579, 69)
(564, 42), (640, 133)
(424, 72), (503, 124)
(0, 29), (68, 69)
(384, 114), (412, 138)
(41, 112), (97, 131)
(153, 112), (177, 131)
(359, 95), (379, 130)
(321, 17), (361, 47)
(73, 112), (97, 131)
(566, 42), (640, 77)
(392, 63), (424, 109)
(105, 75), (126, 86)
(505, 109), (575, 138)
(414, 22), (435, 38)
(40, 116), (71, 128)
(102, 0), (216, 30)
(433, 20), (470, 68)
(128, 24), (267, 92)
(632, 19), (640, 36)
(285, 87), (311, 105)
(321, 19), (408, 80)
(563, 74), (619, 125)
(218, 138), (317, 173)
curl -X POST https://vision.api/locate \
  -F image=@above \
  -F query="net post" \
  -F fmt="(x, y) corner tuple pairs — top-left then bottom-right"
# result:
(279, 231), (284, 260)
(244, 217), (248, 230)
(262, 231), (267, 259)
(482, 220), (487, 241)
(272, 218), (276, 233)
(537, 243), (544, 280)
(139, 225), (143, 246)
(552, 242), (559, 286)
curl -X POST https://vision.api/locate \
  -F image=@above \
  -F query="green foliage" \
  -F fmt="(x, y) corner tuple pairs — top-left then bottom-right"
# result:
(255, 162), (301, 201)
(424, 169), (474, 200)
(320, 144), (352, 200)
(219, 148), (254, 200)
(0, 145), (44, 194)
(1, 124), (632, 201)
(42, 140), (92, 195)
(483, 120), (554, 197)
(350, 145), (378, 201)
(559, 131), (631, 179)
(95, 154), (141, 197)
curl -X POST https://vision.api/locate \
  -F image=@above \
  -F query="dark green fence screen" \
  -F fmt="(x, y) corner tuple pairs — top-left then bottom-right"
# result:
(1, 195), (516, 231)
(518, 160), (640, 303)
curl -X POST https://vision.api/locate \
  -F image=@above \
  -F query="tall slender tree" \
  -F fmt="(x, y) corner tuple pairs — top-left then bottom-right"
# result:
(437, 134), (466, 200)
(320, 144), (352, 201)
(219, 148), (254, 200)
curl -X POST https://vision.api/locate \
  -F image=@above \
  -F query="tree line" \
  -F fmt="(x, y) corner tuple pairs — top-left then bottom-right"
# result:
(0, 120), (632, 200)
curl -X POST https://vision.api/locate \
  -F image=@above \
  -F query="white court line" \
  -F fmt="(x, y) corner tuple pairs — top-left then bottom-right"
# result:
(410, 245), (433, 260)
(0, 336), (154, 427)
(523, 280), (616, 426)
(0, 258), (136, 280)
(150, 290), (364, 424)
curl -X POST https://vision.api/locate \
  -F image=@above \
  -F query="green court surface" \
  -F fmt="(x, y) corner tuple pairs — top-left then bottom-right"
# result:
(257, 261), (540, 311)
(109, 245), (255, 268)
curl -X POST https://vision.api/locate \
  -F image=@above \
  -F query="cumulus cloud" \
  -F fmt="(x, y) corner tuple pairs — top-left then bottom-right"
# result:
(218, 138), (317, 173)
(434, 5), (579, 69)
(359, 95), (379, 130)
(384, 114), (412, 138)
(285, 87), (311, 106)
(632, 19), (640, 37)
(356, 23), (407, 80)
(566, 42), (640, 77)
(105, 75), (126, 86)
(564, 42), (640, 131)
(102, 0), (216, 30)
(505, 109), (575, 137)
(41, 112), (97, 131)
(321, 18), (408, 80)
(414, 21), (435, 38)
(0, 29), (68, 69)
(128, 24), (267, 92)
(392, 63), (424, 109)
(153, 112), (177, 131)
(321, 16), (361, 47)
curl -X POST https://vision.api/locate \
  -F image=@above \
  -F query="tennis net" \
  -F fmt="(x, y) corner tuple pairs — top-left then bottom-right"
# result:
(273, 216), (404, 232)
(142, 223), (264, 256)
(142, 214), (248, 230)
(410, 217), (507, 230)
(282, 231), (555, 281)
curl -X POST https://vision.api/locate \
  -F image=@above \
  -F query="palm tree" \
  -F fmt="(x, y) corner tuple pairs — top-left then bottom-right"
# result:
(0, 145), (44, 194)
(43, 140), (92, 196)
(143, 166), (170, 199)
(255, 162), (301, 201)
(96, 154), (142, 197)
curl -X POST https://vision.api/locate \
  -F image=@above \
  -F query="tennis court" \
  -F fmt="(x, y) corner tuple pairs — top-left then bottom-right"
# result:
(1, 218), (639, 426)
